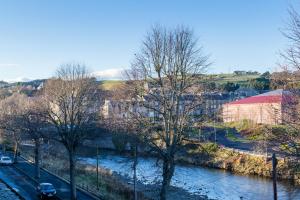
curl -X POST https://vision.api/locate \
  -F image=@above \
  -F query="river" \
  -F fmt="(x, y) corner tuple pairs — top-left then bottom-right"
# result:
(78, 151), (300, 200)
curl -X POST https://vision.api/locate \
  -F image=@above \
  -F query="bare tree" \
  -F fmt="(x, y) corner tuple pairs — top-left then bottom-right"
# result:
(43, 63), (99, 200)
(20, 97), (48, 180)
(125, 25), (209, 200)
(281, 8), (300, 71)
(267, 7), (300, 156)
(0, 93), (47, 179)
(0, 93), (28, 163)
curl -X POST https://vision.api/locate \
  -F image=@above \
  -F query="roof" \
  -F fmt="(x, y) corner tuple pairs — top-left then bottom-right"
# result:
(226, 89), (294, 105)
(235, 87), (258, 93)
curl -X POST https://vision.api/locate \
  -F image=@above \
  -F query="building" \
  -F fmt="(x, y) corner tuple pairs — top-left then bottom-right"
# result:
(200, 92), (232, 116)
(222, 89), (295, 125)
(234, 87), (259, 99)
(101, 92), (233, 121)
(101, 99), (150, 119)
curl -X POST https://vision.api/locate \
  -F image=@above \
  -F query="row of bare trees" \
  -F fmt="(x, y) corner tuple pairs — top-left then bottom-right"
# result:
(0, 64), (99, 200)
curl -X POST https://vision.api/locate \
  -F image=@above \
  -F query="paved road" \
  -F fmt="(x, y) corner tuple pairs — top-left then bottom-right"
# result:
(215, 130), (255, 151)
(190, 129), (288, 157)
(0, 155), (100, 200)
(0, 165), (40, 200)
(14, 157), (99, 200)
(190, 129), (255, 151)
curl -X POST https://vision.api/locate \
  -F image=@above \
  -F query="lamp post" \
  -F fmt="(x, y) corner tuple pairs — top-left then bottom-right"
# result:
(96, 146), (99, 190)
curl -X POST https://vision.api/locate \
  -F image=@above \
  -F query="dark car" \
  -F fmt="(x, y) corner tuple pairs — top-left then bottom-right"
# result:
(36, 183), (56, 199)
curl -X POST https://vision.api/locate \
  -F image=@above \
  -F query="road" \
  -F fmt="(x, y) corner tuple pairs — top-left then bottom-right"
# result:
(215, 130), (255, 151)
(189, 128), (255, 151)
(0, 156), (100, 200)
(190, 128), (289, 157)
(0, 165), (41, 200)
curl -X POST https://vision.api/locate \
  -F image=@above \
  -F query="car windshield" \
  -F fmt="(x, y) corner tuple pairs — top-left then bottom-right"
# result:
(41, 184), (54, 190)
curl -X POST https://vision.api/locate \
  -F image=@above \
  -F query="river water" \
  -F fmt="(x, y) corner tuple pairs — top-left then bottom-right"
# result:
(78, 151), (300, 200)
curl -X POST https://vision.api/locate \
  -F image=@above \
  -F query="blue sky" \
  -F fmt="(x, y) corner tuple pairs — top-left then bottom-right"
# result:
(0, 0), (298, 81)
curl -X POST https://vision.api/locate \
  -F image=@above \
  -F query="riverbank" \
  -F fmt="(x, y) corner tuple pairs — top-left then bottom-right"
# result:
(19, 143), (300, 200)
(76, 148), (300, 200)
(177, 140), (300, 184)
(84, 134), (300, 185)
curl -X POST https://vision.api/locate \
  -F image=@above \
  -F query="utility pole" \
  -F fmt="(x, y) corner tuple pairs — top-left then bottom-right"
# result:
(96, 146), (99, 190)
(198, 126), (201, 142)
(272, 153), (277, 200)
(265, 131), (268, 159)
(211, 93), (217, 144)
(133, 144), (138, 200)
(214, 105), (217, 144)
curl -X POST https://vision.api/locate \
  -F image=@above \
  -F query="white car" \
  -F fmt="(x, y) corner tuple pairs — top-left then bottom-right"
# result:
(0, 156), (13, 165)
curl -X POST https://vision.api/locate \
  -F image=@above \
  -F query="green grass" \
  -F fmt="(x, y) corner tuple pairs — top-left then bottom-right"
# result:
(97, 73), (260, 91)
(98, 80), (125, 91)
(202, 122), (226, 129)
(224, 119), (256, 132)
(210, 73), (260, 85)
(225, 132), (249, 143)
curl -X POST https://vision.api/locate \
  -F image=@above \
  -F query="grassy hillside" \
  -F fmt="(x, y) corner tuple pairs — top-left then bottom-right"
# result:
(209, 73), (260, 86)
(98, 80), (125, 91)
(98, 73), (260, 91)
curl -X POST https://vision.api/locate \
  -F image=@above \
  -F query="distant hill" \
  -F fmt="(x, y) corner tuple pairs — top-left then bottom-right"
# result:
(0, 73), (261, 93)
(96, 73), (261, 91)
(209, 73), (260, 86)
(98, 80), (125, 91)
(5, 79), (46, 88)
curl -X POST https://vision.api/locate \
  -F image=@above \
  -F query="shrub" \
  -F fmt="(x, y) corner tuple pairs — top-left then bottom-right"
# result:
(201, 142), (219, 154)
(225, 119), (255, 132)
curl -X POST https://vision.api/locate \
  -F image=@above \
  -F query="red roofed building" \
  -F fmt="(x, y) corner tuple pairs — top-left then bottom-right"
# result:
(222, 89), (295, 125)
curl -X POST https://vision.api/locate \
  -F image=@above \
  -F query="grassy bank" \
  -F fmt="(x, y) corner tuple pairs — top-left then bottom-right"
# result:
(178, 141), (300, 184)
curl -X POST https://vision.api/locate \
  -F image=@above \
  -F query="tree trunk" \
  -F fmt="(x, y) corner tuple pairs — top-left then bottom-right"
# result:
(34, 139), (41, 180)
(13, 141), (18, 163)
(69, 150), (77, 200)
(160, 156), (175, 200)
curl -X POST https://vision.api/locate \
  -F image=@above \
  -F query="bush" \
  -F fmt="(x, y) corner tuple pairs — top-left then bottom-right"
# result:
(225, 119), (255, 132)
(201, 142), (219, 154)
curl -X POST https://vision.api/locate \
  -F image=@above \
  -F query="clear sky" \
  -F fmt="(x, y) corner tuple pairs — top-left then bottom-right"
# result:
(0, 0), (298, 81)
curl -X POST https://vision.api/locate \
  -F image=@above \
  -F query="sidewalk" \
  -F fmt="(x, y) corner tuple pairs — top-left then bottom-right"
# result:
(0, 179), (22, 200)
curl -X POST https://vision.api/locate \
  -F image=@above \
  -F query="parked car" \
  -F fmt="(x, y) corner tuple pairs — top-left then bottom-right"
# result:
(36, 183), (56, 199)
(0, 156), (13, 165)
